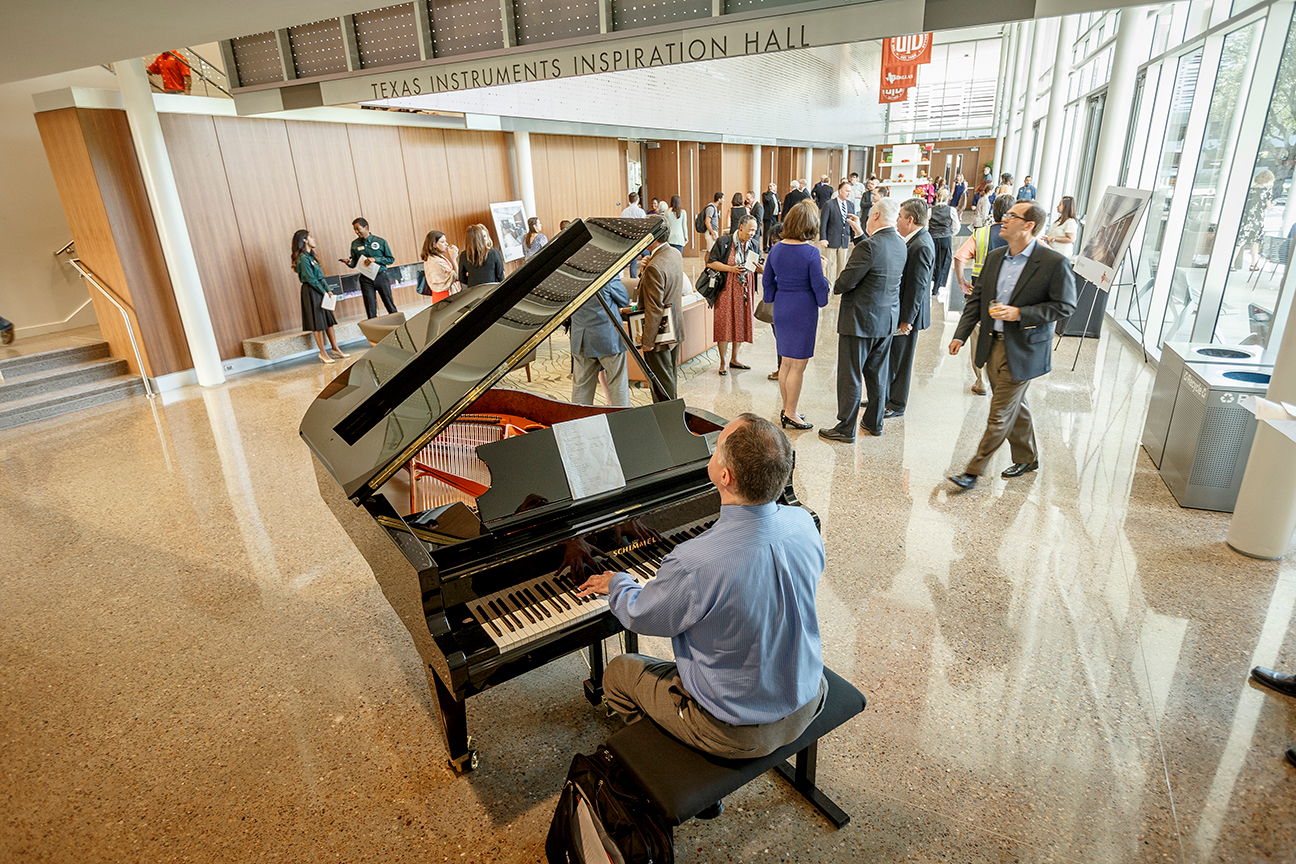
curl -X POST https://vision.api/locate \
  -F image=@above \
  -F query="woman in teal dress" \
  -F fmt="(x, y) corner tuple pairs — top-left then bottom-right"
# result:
(292, 229), (349, 364)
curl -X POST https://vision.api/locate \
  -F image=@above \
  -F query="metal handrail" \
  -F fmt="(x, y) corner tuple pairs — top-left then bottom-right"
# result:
(55, 240), (75, 257)
(178, 48), (232, 97)
(67, 258), (155, 399)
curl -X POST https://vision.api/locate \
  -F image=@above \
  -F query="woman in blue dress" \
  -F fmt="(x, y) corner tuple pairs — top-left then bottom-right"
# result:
(762, 199), (830, 430)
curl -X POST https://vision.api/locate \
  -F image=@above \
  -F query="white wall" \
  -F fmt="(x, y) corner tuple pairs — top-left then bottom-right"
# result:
(0, 66), (119, 337)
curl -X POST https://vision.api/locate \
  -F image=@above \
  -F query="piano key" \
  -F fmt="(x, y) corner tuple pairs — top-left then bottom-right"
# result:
(476, 605), (502, 638)
(523, 588), (551, 618)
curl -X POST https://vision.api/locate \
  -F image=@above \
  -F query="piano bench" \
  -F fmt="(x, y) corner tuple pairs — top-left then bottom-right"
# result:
(605, 667), (865, 829)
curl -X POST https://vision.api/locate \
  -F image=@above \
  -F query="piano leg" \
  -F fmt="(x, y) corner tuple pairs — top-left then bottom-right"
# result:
(625, 632), (639, 654)
(583, 640), (606, 706)
(432, 671), (478, 773)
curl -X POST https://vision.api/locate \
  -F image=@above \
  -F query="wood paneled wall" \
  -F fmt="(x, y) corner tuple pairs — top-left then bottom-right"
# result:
(36, 107), (190, 376)
(152, 115), (522, 357)
(528, 134), (626, 238)
(927, 137), (997, 188)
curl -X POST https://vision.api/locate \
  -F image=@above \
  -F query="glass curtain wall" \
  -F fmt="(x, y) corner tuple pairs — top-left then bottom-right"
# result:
(1208, 19), (1296, 345)
(1157, 23), (1260, 345)
(1100, 1), (1295, 358)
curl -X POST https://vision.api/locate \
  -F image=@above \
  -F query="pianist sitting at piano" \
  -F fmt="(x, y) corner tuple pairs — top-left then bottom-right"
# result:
(578, 413), (828, 759)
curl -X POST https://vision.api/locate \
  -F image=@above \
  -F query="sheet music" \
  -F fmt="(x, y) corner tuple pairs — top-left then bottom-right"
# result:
(553, 413), (626, 500)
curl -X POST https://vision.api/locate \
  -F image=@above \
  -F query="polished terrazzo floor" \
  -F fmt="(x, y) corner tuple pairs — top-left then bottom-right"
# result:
(2, 293), (1294, 863)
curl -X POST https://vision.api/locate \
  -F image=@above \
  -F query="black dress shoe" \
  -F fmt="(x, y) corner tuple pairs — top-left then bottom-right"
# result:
(858, 424), (882, 436)
(1252, 667), (1296, 698)
(1001, 461), (1039, 478)
(696, 800), (725, 820)
(883, 409), (904, 419)
(780, 411), (812, 430)
(818, 428), (855, 443)
(948, 473), (978, 490)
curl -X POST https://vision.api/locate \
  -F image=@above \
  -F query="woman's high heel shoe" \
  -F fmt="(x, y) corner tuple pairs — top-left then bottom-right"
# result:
(319, 353), (335, 364)
(780, 411), (812, 430)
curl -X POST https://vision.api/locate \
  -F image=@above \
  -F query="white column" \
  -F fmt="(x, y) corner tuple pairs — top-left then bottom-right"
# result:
(512, 131), (537, 223)
(1003, 21), (1033, 178)
(991, 25), (1014, 175)
(113, 57), (223, 387)
(1084, 7), (1153, 217)
(803, 148), (814, 184)
(840, 146), (849, 181)
(1035, 15), (1078, 210)
(751, 145), (762, 196)
(1018, 19), (1051, 181)
(1228, 291), (1296, 558)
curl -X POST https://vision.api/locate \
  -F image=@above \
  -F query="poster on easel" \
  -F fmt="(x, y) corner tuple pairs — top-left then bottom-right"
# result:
(490, 200), (527, 263)
(1074, 187), (1152, 291)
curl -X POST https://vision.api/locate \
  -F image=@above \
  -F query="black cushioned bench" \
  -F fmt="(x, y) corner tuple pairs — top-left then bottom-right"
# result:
(605, 667), (866, 828)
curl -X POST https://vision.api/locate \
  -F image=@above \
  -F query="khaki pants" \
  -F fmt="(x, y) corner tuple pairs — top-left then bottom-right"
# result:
(604, 653), (828, 759)
(965, 336), (1038, 476)
(823, 246), (850, 285)
(968, 324), (984, 388)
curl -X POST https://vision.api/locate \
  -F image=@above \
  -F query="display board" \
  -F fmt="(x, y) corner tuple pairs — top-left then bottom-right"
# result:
(1074, 187), (1152, 290)
(490, 200), (527, 263)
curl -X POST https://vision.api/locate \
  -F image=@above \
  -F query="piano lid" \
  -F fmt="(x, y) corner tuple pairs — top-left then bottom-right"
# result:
(299, 217), (665, 504)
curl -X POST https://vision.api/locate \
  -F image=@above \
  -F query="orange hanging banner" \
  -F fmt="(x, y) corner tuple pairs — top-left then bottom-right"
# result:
(879, 85), (909, 104)
(883, 33), (933, 66)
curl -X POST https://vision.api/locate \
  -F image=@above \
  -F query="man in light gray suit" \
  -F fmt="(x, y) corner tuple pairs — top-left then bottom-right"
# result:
(948, 200), (1077, 489)
(571, 274), (631, 407)
(819, 198), (908, 442)
(637, 233), (686, 402)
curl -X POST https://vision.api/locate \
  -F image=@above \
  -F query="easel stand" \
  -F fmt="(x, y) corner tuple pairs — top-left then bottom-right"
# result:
(1053, 247), (1143, 371)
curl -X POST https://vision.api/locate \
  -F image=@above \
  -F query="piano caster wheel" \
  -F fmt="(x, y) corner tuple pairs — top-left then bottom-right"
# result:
(583, 679), (604, 707)
(451, 749), (479, 773)
(450, 737), (479, 773)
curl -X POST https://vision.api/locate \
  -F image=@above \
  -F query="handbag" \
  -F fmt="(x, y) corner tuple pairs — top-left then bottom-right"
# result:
(320, 290), (337, 311)
(755, 299), (774, 324)
(416, 270), (431, 296)
(695, 267), (723, 307)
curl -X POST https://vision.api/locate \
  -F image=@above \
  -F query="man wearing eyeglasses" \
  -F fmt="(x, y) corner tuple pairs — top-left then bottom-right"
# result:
(947, 201), (1077, 490)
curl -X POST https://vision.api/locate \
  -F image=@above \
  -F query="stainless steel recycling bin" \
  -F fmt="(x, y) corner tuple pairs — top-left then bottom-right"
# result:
(1142, 342), (1268, 468)
(1159, 364), (1273, 512)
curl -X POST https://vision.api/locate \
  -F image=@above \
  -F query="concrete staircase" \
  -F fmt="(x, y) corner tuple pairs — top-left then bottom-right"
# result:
(0, 341), (146, 430)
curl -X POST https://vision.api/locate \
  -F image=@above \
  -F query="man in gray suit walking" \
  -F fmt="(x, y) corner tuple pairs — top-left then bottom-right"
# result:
(637, 234), (686, 402)
(948, 200), (1077, 489)
(819, 198), (907, 442)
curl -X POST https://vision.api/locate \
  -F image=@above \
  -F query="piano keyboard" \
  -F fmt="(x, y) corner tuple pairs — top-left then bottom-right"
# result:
(469, 516), (716, 651)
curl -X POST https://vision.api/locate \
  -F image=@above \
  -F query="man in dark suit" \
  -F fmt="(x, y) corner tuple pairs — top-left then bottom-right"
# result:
(637, 234), (687, 402)
(948, 201), (1077, 489)
(761, 183), (780, 250)
(819, 180), (855, 284)
(782, 181), (809, 222)
(747, 191), (764, 248)
(884, 198), (935, 418)
(811, 175), (833, 209)
(818, 198), (907, 442)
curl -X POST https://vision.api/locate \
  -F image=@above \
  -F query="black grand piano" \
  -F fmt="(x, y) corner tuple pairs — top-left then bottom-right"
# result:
(300, 217), (811, 772)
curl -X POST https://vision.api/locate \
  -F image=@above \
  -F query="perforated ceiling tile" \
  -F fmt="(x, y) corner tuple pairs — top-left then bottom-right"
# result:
(354, 3), (421, 69)
(514, 0), (600, 46)
(723, 0), (802, 11)
(430, 0), (504, 57)
(289, 19), (349, 78)
(612, 0), (710, 32)
(374, 43), (888, 144)
(231, 31), (283, 86)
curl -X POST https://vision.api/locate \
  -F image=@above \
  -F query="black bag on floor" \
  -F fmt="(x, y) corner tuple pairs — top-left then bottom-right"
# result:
(546, 746), (673, 864)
